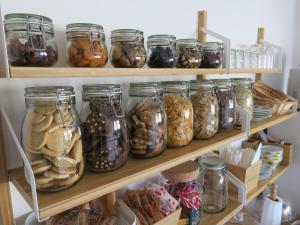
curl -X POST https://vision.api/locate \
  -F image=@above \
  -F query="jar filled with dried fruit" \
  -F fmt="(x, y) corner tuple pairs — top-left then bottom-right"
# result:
(147, 34), (178, 68)
(110, 29), (146, 68)
(200, 42), (223, 68)
(81, 84), (128, 172)
(176, 39), (202, 68)
(127, 82), (167, 158)
(22, 86), (84, 191)
(66, 23), (108, 67)
(4, 13), (58, 66)
(190, 80), (219, 139)
(162, 81), (193, 147)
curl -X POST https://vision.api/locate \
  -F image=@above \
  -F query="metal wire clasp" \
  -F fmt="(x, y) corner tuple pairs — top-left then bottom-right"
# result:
(56, 89), (75, 127)
(88, 25), (101, 56)
(26, 15), (46, 50)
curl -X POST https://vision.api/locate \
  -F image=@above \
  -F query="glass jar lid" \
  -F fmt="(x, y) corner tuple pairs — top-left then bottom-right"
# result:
(66, 23), (105, 39)
(232, 78), (252, 86)
(213, 79), (233, 88)
(198, 156), (226, 171)
(177, 38), (201, 47)
(162, 161), (199, 182)
(111, 29), (144, 43)
(129, 82), (163, 97)
(82, 84), (121, 100)
(203, 42), (223, 51)
(162, 81), (190, 93)
(147, 34), (176, 47)
(190, 80), (213, 90)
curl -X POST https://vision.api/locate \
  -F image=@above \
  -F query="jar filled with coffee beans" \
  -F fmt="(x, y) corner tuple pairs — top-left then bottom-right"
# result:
(81, 84), (128, 172)
(176, 39), (202, 68)
(110, 29), (146, 68)
(200, 42), (223, 68)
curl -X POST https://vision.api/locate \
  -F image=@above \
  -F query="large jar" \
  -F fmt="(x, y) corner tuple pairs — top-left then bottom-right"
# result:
(214, 79), (236, 130)
(232, 78), (253, 126)
(4, 13), (58, 66)
(147, 34), (178, 68)
(81, 84), (128, 172)
(162, 81), (193, 147)
(127, 82), (167, 158)
(110, 29), (146, 68)
(190, 80), (219, 139)
(200, 42), (223, 68)
(21, 86), (84, 191)
(177, 39), (202, 68)
(66, 23), (108, 67)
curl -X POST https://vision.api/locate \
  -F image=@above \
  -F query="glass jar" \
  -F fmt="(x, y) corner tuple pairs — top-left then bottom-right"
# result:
(214, 79), (236, 130)
(230, 49), (236, 69)
(81, 84), (128, 172)
(176, 39), (202, 68)
(232, 78), (253, 126)
(147, 34), (178, 68)
(127, 82), (167, 158)
(21, 86), (84, 191)
(110, 29), (146, 68)
(200, 42), (223, 68)
(162, 81), (193, 147)
(66, 23), (108, 67)
(190, 80), (219, 139)
(4, 13), (58, 66)
(163, 161), (203, 225)
(235, 49), (244, 69)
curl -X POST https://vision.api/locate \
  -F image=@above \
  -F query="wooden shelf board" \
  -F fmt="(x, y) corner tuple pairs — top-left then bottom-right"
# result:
(230, 68), (282, 74)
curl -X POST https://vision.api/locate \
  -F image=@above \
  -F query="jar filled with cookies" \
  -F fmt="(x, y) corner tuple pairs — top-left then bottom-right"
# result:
(81, 84), (129, 172)
(162, 81), (193, 147)
(176, 39), (202, 68)
(21, 86), (84, 191)
(110, 29), (146, 68)
(190, 80), (219, 139)
(127, 82), (167, 158)
(66, 23), (108, 67)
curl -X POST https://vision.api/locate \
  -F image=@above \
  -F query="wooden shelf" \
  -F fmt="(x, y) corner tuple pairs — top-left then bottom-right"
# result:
(230, 68), (282, 74)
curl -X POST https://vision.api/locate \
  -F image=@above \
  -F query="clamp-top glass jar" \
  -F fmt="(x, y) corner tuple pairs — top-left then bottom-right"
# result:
(4, 13), (58, 66)
(81, 84), (128, 172)
(200, 42), (223, 68)
(177, 39), (202, 68)
(127, 82), (167, 158)
(147, 34), (178, 68)
(21, 86), (84, 191)
(66, 23), (108, 67)
(110, 29), (146, 68)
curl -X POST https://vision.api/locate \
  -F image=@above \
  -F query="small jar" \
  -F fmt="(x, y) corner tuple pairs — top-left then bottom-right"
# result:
(110, 29), (146, 68)
(4, 13), (58, 66)
(147, 34), (178, 68)
(162, 81), (193, 147)
(232, 78), (253, 126)
(200, 42), (223, 68)
(66, 23), (108, 67)
(214, 79), (236, 130)
(21, 86), (84, 191)
(81, 84), (128, 172)
(163, 161), (203, 225)
(177, 39), (202, 68)
(190, 80), (219, 139)
(127, 82), (167, 158)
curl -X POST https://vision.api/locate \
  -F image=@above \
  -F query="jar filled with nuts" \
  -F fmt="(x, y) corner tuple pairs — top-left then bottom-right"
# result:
(200, 42), (223, 68)
(22, 86), (84, 191)
(4, 13), (58, 66)
(190, 80), (219, 139)
(176, 39), (202, 68)
(214, 79), (236, 130)
(127, 82), (167, 158)
(232, 78), (253, 126)
(81, 84), (129, 172)
(110, 29), (146, 68)
(66, 23), (108, 67)
(162, 81), (193, 147)
(147, 34), (178, 68)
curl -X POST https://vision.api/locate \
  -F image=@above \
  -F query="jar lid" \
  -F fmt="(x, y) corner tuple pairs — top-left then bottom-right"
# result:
(190, 80), (213, 90)
(213, 79), (233, 88)
(232, 78), (252, 85)
(162, 81), (190, 93)
(66, 23), (104, 38)
(111, 29), (144, 43)
(162, 161), (199, 182)
(147, 34), (176, 46)
(177, 39), (201, 47)
(129, 82), (163, 97)
(203, 42), (223, 51)
(82, 84), (121, 100)
(198, 156), (226, 171)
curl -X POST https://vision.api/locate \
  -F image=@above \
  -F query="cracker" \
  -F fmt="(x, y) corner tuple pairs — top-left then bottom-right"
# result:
(54, 110), (74, 126)
(40, 146), (64, 157)
(52, 166), (77, 174)
(32, 162), (51, 174)
(31, 159), (48, 167)
(46, 128), (73, 152)
(32, 114), (54, 132)
(25, 111), (46, 125)
(44, 170), (70, 179)
(34, 105), (57, 115)
(55, 174), (79, 187)
(23, 131), (49, 151)
(52, 156), (77, 168)
(36, 175), (54, 185)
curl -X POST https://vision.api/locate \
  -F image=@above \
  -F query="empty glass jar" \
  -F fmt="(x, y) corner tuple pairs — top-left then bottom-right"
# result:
(200, 42), (223, 68)
(177, 39), (202, 68)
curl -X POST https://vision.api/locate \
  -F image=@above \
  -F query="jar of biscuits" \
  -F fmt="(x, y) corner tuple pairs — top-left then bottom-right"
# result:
(162, 81), (193, 147)
(21, 86), (84, 191)
(4, 13), (58, 66)
(81, 84), (128, 172)
(66, 23), (108, 67)
(190, 80), (219, 139)
(110, 29), (146, 68)
(200, 42), (223, 68)
(176, 39), (202, 68)
(127, 82), (167, 158)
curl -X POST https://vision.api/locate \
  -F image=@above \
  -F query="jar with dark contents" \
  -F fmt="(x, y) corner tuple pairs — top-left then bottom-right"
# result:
(200, 42), (223, 68)
(177, 39), (202, 68)
(66, 23), (108, 67)
(110, 29), (146, 68)
(81, 84), (128, 172)
(4, 13), (58, 66)
(147, 34), (178, 68)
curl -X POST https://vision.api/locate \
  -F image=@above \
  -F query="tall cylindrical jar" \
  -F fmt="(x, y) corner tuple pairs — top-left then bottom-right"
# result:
(176, 39), (202, 68)
(190, 80), (219, 139)
(127, 82), (167, 158)
(21, 86), (84, 191)
(162, 81), (193, 147)
(66, 23), (108, 67)
(81, 84), (128, 172)
(200, 42), (223, 68)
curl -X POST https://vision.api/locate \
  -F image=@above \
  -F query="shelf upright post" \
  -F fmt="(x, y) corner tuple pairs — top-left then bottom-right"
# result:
(197, 10), (207, 80)
(256, 27), (265, 82)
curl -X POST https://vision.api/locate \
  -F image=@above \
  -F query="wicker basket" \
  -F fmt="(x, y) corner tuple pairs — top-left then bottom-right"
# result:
(253, 82), (289, 102)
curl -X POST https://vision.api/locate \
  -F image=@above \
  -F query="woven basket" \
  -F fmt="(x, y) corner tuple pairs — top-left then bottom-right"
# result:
(253, 82), (289, 102)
